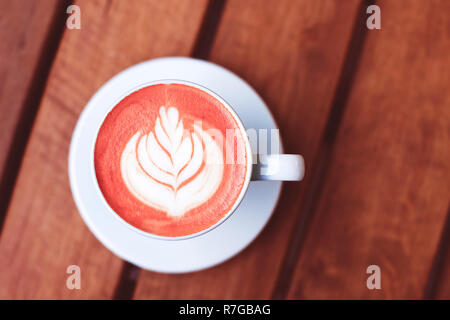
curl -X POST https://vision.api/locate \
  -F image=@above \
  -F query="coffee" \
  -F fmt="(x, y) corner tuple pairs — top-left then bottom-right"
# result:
(94, 83), (248, 237)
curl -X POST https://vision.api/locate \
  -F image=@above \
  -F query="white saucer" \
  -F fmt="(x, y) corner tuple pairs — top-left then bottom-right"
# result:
(69, 57), (282, 273)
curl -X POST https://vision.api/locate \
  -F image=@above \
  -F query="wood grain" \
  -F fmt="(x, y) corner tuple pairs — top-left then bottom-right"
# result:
(0, 0), (208, 299)
(0, 0), (61, 222)
(287, 0), (450, 299)
(133, 0), (361, 299)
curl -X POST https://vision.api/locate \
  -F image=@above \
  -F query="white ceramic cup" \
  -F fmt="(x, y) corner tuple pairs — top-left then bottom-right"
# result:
(90, 79), (304, 241)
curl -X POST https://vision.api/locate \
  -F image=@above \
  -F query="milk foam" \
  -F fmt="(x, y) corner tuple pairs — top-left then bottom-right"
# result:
(120, 106), (224, 217)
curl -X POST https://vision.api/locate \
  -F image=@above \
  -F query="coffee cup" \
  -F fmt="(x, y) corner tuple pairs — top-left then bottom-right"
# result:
(93, 79), (303, 240)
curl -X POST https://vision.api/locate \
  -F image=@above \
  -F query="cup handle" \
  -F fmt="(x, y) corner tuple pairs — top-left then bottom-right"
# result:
(251, 154), (304, 181)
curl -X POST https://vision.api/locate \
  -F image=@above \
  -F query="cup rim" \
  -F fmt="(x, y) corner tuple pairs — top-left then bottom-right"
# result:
(91, 79), (253, 241)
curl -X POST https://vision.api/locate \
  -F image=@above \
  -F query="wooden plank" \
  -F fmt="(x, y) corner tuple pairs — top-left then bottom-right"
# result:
(0, 0), (208, 299)
(0, 0), (61, 220)
(134, 0), (361, 299)
(287, 0), (450, 299)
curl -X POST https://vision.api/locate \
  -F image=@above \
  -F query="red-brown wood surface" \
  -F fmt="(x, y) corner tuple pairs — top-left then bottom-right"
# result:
(0, 0), (60, 211)
(133, 0), (361, 299)
(0, 0), (208, 299)
(0, 0), (449, 300)
(287, 0), (450, 299)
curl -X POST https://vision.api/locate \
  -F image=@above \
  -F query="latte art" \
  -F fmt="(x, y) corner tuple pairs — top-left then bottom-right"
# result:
(95, 83), (248, 236)
(121, 107), (224, 216)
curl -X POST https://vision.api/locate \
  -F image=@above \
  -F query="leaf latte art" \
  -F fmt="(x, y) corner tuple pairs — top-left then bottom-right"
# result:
(121, 106), (224, 217)
(95, 83), (248, 237)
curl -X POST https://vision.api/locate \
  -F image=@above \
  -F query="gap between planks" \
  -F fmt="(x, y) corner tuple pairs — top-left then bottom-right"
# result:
(271, 0), (375, 299)
(423, 203), (450, 299)
(0, 0), (73, 235)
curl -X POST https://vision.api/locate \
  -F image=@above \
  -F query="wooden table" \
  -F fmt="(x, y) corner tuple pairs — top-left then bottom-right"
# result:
(0, 0), (449, 299)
